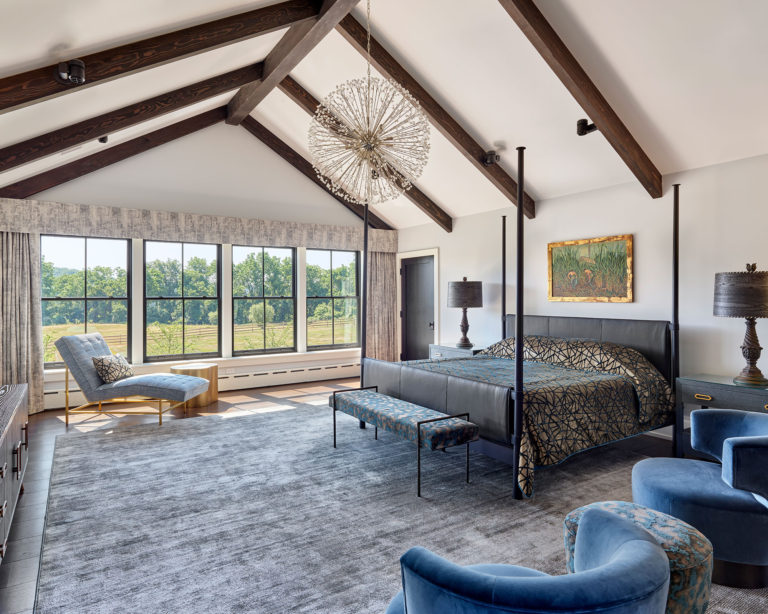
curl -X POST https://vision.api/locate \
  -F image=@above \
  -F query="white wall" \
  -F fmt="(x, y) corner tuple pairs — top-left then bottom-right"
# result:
(398, 153), (768, 377)
(33, 122), (361, 227)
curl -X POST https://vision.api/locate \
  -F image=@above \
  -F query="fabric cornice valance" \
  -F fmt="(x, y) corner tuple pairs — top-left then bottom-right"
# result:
(0, 198), (398, 253)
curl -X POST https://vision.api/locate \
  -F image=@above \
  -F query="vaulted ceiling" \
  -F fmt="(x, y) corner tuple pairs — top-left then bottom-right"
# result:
(0, 0), (765, 231)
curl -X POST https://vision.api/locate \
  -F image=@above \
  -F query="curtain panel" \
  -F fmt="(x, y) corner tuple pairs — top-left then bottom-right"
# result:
(0, 232), (44, 413)
(366, 251), (397, 362)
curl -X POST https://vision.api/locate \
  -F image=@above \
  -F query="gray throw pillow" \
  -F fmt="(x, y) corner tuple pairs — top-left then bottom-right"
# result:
(92, 354), (134, 384)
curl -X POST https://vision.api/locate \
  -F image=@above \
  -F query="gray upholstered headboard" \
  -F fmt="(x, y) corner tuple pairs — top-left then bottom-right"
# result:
(504, 315), (673, 383)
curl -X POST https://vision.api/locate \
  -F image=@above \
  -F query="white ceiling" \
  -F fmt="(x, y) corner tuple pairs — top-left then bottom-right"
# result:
(1, 0), (766, 229)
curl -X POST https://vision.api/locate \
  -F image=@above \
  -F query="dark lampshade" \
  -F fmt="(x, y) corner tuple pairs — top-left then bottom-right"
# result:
(447, 277), (483, 309)
(713, 270), (768, 318)
(713, 264), (768, 387)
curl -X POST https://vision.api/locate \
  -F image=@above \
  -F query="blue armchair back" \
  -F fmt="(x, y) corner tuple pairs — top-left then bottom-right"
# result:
(691, 408), (768, 503)
(397, 509), (669, 613)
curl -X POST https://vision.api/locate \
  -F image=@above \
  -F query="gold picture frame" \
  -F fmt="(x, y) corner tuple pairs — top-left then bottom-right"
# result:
(548, 234), (633, 302)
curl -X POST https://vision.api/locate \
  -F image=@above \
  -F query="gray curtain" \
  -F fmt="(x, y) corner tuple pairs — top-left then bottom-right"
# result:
(366, 251), (397, 362)
(1, 232), (44, 413)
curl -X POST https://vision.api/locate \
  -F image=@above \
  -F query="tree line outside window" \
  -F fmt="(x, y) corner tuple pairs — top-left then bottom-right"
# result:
(144, 241), (220, 361)
(41, 236), (130, 365)
(306, 249), (359, 348)
(41, 237), (360, 367)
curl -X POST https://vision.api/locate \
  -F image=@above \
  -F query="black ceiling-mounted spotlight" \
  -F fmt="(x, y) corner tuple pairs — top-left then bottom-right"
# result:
(483, 150), (500, 166)
(55, 59), (86, 86)
(576, 119), (598, 136)
(98, 136), (109, 144)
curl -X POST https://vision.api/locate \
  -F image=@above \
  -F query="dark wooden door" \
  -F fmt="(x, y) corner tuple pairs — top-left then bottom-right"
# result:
(401, 255), (435, 360)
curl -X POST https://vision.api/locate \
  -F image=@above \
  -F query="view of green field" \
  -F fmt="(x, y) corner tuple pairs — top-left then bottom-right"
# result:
(41, 238), (360, 363)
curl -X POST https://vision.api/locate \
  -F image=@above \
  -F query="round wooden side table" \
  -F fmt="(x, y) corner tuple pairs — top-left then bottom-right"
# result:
(170, 363), (219, 408)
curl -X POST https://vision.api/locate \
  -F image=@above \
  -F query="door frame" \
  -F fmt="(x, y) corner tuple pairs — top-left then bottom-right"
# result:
(396, 248), (439, 361)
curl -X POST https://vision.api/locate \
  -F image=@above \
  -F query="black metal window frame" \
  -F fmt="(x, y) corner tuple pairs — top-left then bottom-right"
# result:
(232, 245), (297, 356)
(143, 240), (222, 363)
(41, 235), (132, 368)
(306, 249), (361, 351)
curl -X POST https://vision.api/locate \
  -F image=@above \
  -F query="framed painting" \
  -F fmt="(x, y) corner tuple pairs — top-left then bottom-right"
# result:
(548, 234), (633, 302)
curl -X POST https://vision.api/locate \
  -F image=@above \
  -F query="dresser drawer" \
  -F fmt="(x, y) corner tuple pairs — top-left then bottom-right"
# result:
(430, 348), (466, 359)
(681, 386), (768, 413)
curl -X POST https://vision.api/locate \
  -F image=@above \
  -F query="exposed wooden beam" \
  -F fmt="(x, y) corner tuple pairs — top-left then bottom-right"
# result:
(336, 15), (536, 219)
(227, 0), (359, 124)
(240, 116), (391, 230)
(0, 0), (318, 114)
(497, 0), (662, 198)
(278, 75), (453, 232)
(0, 64), (264, 174)
(0, 108), (226, 199)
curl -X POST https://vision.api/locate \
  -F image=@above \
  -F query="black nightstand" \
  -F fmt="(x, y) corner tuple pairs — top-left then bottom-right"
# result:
(428, 344), (484, 359)
(675, 374), (768, 457)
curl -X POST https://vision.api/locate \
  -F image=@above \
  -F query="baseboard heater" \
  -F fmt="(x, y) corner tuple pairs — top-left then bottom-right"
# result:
(43, 362), (360, 410)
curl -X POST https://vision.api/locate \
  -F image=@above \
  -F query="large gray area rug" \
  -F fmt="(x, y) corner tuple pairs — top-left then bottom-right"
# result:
(37, 405), (767, 613)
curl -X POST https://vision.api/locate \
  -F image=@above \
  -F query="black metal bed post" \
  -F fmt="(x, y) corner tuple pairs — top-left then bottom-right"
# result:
(513, 147), (525, 500)
(671, 185), (681, 453)
(671, 185), (680, 383)
(502, 215), (507, 339)
(359, 203), (369, 429)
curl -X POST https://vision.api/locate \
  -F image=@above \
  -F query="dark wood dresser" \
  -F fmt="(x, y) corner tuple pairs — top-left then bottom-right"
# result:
(0, 384), (29, 561)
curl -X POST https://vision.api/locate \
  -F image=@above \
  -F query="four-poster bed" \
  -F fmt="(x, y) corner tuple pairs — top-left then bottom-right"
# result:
(360, 149), (681, 499)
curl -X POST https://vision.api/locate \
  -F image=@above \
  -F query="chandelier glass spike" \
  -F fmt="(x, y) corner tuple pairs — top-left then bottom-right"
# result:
(308, 0), (430, 205)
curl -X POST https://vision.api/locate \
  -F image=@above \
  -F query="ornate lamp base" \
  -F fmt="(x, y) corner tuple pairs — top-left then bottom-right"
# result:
(456, 307), (474, 349)
(733, 317), (768, 387)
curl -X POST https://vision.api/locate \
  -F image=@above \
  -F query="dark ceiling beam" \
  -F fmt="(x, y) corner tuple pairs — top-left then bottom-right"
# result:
(336, 15), (536, 219)
(0, 64), (264, 174)
(227, 0), (360, 124)
(278, 75), (453, 232)
(497, 0), (662, 198)
(0, 0), (318, 114)
(0, 107), (226, 199)
(240, 116), (391, 230)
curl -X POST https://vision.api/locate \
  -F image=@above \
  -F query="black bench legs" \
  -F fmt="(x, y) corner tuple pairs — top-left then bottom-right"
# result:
(332, 386), (378, 449)
(417, 413), (471, 497)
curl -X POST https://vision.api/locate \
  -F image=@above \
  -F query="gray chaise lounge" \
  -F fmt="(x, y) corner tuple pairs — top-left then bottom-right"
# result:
(55, 333), (209, 425)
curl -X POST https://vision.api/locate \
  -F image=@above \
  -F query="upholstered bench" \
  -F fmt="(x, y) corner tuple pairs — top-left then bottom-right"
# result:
(563, 500), (713, 614)
(331, 387), (480, 496)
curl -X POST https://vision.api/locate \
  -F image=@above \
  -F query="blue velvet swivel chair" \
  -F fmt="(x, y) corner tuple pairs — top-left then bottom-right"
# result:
(385, 509), (670, 614)
(633, 408), (768, 588)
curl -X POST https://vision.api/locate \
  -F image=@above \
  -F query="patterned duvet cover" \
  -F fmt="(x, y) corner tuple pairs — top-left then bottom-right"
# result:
(402, 335), (674, 496)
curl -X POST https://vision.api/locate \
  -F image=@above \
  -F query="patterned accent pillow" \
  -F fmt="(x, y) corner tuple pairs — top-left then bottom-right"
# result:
(92, 354), (134, 384)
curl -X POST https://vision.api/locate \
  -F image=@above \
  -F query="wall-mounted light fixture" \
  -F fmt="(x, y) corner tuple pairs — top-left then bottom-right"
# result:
(483, 150), (500, 166)
(55, 59), (86, 86)
(576, 119), (598, 136)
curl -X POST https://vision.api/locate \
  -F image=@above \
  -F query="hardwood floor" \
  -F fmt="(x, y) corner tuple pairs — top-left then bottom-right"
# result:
(0, 377), (359, 614)
(0, 377), (671, 613)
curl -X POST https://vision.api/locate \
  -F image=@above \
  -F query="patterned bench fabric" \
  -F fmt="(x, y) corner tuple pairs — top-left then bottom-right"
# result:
(334, 390), (479, 451)
(563, 500), (712, 614)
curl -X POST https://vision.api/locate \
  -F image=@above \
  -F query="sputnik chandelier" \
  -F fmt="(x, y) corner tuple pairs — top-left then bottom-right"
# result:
(308, 0), (430, 205)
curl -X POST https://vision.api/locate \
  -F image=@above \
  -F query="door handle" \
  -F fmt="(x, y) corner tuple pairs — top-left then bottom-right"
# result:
(428, 322), (435, 330)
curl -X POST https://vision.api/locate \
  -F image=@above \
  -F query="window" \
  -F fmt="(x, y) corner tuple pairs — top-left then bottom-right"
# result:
(306, 249), (359, 349)
(41, 236), (131, 366)
(232, 246), (296, 354)
(144, 241), (220, 361)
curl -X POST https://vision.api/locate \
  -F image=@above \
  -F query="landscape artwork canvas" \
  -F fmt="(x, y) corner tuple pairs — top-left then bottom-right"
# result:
(548, 234), (633, 302)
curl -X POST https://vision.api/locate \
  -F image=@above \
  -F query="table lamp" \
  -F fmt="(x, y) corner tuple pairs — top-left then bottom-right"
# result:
(447, 277), (483, 348)
(714, 263), (768, 386)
